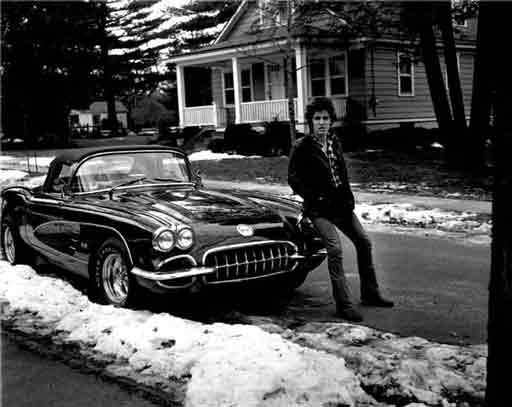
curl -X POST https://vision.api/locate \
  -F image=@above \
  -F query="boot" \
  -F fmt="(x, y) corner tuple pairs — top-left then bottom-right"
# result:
(336, 306), (363, 322)
(361, 294), (394, 308)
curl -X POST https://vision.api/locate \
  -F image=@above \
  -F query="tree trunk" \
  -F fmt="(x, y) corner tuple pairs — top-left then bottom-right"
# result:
(418, 22), (453, 143)
(100, 3), (117, 136)
(485, 4), (512, 406)
(468, 2), (493, 171)
(439, 0), (466, 167)
(285, 0), (296, 150)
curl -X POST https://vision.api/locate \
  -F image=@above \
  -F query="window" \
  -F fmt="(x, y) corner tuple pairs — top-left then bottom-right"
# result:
(309, 53), (347, 97)
(224, 71), (234, 105)
(259, 0), (288, 26)
(241, 68), (252, 102)
(223, 68), (252, 104)
(398, 53), (414, 96)
(329, 55), (346, 95)
(310, 59), (326, 97)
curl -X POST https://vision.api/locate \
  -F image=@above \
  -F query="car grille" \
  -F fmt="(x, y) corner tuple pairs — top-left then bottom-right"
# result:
(202, 241), (300, 284)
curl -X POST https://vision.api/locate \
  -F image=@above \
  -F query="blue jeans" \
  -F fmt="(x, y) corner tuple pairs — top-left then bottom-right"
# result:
(312, 212), (380, 308)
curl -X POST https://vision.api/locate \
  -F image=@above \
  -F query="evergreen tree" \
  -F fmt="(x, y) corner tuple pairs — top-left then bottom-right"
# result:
(1, 1), (104, 145)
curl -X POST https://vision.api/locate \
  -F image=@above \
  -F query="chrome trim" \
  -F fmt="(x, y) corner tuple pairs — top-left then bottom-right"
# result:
(156, 254), (196, 270)
(131, 266), (216, 281)
(201, 268), (298, 285)
(73, 182), (195, 197)
(201, 240), (301, 285)
(201, 240), (298, 265)
(156, 278), (197, 290)
(32, 220), (134, 265)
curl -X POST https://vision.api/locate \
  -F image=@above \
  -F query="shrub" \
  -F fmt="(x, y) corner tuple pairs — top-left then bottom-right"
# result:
(207, 138), (225, 153)
(224, 124), (263, 155)
(262, 121), (292, 156)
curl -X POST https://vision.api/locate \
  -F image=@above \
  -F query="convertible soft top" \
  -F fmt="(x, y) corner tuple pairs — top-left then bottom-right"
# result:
(52, 145), (184, 165)
(43, 145), (185, 192)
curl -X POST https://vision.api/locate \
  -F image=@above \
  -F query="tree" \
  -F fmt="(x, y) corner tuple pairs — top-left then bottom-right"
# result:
(483, 4), (512, 405)
(1, 1), (105, 145)
(99, 0), (173, 134)
(247, 0), (402, 148)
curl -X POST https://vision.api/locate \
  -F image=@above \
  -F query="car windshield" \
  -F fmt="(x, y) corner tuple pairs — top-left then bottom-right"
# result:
(71, 151), (190, 193)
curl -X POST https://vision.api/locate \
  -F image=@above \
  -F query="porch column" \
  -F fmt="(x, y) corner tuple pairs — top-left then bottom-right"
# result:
(232, 56), (242, 123)
(295, 43), (308, 134)
(176, 64), (186, 128)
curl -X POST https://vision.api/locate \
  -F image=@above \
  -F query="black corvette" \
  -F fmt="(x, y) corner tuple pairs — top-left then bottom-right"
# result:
(1, 145), (326, 307)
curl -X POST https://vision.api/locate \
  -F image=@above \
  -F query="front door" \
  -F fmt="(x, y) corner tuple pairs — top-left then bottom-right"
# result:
(268, 64), (285, 100)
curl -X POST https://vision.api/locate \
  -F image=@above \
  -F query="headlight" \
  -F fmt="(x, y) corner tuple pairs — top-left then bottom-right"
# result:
(176, 226), (194, 250)
(153, 228), (175, 252)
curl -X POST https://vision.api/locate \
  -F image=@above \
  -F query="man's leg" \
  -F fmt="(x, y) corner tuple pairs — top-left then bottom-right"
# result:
(311, 217), (363, 321)
(335, 213), (393, 307)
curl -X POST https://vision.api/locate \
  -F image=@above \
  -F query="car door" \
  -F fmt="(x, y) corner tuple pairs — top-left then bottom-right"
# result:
(25, 163), (88, 277)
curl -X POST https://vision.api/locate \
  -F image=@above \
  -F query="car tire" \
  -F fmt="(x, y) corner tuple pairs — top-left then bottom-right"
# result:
(1, 216), (30, 265)
(90, 238), (139, 307)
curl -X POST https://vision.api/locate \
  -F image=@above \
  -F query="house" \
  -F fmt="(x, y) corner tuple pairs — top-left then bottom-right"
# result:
(168, 0), (477, 134)
(69, 101), (129, 131)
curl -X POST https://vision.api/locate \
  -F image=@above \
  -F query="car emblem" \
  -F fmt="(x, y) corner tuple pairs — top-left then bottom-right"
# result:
(236, 224), (254, 237)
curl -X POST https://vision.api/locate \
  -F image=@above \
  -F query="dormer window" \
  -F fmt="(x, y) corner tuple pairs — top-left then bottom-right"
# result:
(259, 0), (289, 26)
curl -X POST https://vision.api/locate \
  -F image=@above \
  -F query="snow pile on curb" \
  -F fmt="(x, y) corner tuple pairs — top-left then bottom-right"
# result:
(0, 262), (371, 407)
(188, 150), (262, 161)
(0, 262), (487, 407)
(355, 203), (492, 236)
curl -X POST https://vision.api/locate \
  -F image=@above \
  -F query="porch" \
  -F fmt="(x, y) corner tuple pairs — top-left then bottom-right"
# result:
(173, 42), (352, 132)
(181, 97), (347, 128)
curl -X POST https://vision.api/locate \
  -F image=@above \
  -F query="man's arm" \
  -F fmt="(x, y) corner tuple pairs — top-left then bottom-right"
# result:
(288, 142), (317, 201)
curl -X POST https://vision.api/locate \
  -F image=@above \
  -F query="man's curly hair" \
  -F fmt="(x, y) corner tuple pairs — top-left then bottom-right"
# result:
(305, 97), (337, 133)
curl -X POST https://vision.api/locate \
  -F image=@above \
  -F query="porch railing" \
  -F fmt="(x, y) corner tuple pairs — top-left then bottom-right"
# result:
(240, 98), (297, 123)
(183, 105), (215, 126)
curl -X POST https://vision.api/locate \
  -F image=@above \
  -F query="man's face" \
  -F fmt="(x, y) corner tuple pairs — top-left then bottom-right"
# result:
(311, 110), (332, 138)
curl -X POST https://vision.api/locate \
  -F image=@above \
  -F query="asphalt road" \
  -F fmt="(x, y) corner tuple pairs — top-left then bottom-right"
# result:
(187, 230), (490, 346)
(1, 332), (160, 407)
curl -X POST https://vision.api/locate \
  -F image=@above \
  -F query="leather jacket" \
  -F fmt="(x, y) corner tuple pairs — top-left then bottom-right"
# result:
(288, 134), (354, 218)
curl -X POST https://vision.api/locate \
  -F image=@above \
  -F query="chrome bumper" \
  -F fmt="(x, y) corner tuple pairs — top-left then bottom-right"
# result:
(131, 266), (216, 281)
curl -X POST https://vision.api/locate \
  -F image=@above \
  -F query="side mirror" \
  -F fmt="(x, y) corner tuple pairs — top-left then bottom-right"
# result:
(61, 183), (72, 197)
(193, 170), (203, 188)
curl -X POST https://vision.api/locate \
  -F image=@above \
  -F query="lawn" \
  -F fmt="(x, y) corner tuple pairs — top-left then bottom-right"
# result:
(192, 149), (493, 201)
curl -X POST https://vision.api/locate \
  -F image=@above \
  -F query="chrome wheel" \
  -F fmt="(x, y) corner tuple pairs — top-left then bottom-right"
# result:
(101, 252), (129, 304)
(3, 225), (16, 264)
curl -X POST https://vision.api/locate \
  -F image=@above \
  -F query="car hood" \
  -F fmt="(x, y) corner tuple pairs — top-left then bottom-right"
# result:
(78, 186), (290, 229)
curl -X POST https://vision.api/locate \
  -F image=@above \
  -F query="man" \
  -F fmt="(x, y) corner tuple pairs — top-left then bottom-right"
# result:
(288, 97), (393, 322)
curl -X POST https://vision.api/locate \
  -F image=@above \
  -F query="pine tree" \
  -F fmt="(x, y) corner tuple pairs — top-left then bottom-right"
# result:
(1, 1), (104, 145)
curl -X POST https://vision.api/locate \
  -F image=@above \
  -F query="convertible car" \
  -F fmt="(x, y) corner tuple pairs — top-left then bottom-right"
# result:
(1, 145), (326, 307)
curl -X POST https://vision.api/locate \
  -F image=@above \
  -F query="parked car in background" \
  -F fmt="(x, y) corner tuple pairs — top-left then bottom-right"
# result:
(1, 145), (326, 307)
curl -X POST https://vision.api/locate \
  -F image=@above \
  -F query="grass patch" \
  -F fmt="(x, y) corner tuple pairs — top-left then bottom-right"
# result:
(192, 150), (493, 201)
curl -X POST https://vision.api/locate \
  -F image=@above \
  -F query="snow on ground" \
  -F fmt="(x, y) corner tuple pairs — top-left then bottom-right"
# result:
(188, 150), (262, 161)
(0, 262), (486, 407)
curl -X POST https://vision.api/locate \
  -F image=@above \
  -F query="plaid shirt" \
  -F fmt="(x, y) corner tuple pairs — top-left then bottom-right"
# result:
(326, 133), (342, 188)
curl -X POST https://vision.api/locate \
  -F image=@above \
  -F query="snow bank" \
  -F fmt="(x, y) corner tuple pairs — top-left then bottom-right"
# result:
(0, 262), (372, 407)
(188, 150), (261, 161)
(0, 262), (487, 406)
